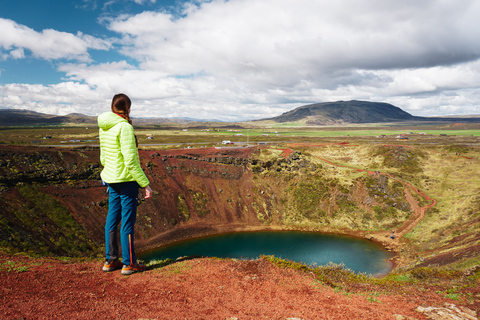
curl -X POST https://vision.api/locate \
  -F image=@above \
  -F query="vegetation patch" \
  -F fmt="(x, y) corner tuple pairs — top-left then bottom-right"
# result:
(177, 194), (190, 220)
(292, 177), (329, 222)
(0, 260), (31, 273)
(0, 185), (100, 257)
(264, 254), (479, 306)
(193, 192), (210, 217)
(372, 145), (426, 174)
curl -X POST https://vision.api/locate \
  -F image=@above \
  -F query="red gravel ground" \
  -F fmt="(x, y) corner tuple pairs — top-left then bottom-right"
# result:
(2, 252), (471, 320)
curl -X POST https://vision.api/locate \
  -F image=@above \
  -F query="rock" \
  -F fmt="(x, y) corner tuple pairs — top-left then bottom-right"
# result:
(464, 265), (480, 277)
(393, 315), (416, 320)
(415, 303), (477, 320)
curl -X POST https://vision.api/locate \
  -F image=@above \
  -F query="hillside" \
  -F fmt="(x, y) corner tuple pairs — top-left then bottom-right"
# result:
(4, 101), (480, 127)
(263, 100), (420, 124)
(0, 109), (199, 127)
(261, 100), (480, 125)
(0, 109), (97, 126)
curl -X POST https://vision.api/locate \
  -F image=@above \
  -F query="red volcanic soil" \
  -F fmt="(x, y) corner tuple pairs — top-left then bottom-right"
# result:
(3, 252), (478, 320)
(279, 148), (293, 158)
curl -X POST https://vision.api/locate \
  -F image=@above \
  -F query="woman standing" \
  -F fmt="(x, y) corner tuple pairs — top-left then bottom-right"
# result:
(98, 93), (152, 275)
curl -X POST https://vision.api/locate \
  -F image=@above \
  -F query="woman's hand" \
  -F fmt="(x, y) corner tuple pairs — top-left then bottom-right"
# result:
(145, 185), (153, 199)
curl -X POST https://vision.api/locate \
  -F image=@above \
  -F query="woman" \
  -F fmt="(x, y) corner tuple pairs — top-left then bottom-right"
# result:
(98, 93), (153, 275)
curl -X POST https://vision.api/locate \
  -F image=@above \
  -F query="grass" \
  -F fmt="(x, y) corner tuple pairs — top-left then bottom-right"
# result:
(1, 184), (102, 257)
(366, 296), (381, 303)
(243, 129), (480, 138)
(256, 148), (283, 161)
(144, 258), (195, 275)
(261, 254), (479, 304)
(0, 260), (31, 273)
(406, 145), (480, 253)
(3, 125), (480, 147)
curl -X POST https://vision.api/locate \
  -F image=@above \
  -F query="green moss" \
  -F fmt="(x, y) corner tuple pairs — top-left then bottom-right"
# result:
(193, 192), (209, 217)
(177, 194), (190, 220)
(263, 255), (371, 290)
(4, 185), (101, 257)
(443, 145), (470, 154)
(292, 177), (329, 221)
(0, 260), (30, 273)
(372, 145), (426, 174)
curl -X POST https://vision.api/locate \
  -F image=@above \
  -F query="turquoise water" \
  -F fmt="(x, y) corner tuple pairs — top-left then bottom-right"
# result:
(140, 231), (394, 276)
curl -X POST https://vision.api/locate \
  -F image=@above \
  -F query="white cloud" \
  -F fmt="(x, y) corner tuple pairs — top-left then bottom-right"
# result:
(9, 48), (25, 60)
(3, 0), (480, 121)
(107, 0), (480, 74)
(132, 0), (156, 4)
(0, 82), (109, 115)
(0, 18), (111, 61)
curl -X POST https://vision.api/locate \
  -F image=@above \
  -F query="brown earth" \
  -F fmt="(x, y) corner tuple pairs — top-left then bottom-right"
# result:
(2, 251), (480, 320)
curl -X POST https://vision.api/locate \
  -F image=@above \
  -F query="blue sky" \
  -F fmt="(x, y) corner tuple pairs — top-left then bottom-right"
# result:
(1, 0), (480, 121)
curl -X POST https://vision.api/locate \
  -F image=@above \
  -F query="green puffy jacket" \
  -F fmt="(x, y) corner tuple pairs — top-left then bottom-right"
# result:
(98, 112), (150, 188)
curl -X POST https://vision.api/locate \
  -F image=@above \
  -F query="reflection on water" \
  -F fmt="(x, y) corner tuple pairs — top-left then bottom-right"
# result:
(140, 231), (394, 276)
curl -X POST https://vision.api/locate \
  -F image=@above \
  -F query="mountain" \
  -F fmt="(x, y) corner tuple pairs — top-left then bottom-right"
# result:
(0, 110), (199, 127)
(3, 101), (480, 127)
(263, 100), (420, 125)
(0, 109), (97, 126)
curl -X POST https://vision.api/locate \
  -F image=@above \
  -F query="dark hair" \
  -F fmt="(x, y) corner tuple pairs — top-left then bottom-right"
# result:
(111, 93), (132, 125)
(111, 93), (138, 146)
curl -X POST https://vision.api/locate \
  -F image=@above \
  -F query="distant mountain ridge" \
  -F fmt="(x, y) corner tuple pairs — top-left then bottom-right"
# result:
(0, 109), (200, 127)
(3, 101), (480, 126)
(0, 109), (97, 126)
(263, 100), (421, 124)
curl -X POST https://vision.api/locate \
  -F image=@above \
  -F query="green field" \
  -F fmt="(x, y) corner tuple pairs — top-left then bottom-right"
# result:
(2, 124), (480, 147)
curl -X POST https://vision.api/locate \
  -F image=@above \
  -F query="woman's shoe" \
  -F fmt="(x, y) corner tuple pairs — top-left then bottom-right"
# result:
(121, 263), (146, 275)
(102, 259), (123, 272)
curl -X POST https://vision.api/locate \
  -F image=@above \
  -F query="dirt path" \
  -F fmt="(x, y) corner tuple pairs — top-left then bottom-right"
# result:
(383, 173), (437, 239)
(283, 144), (438, 241)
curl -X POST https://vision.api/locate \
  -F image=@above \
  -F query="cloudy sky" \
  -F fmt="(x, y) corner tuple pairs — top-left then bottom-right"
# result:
(1, 0), (480, 121)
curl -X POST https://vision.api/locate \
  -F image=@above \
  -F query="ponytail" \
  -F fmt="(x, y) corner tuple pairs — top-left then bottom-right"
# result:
(111, 93), (132, 125)
(111, 93), (138, 147)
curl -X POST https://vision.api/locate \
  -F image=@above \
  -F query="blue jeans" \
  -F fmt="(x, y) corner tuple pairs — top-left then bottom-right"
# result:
(105, 181), (139, 266)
